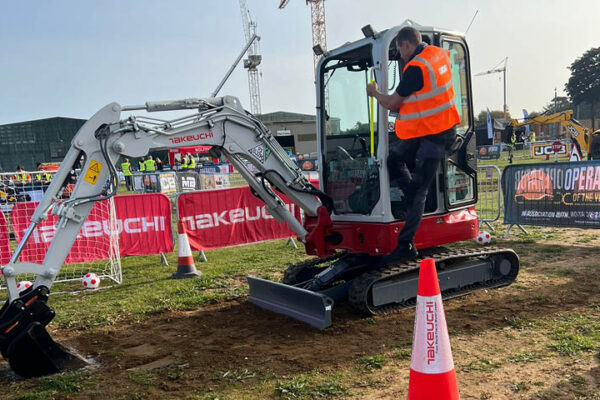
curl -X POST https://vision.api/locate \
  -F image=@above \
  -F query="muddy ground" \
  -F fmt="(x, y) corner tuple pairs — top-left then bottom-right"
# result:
(1, 228), (600, 399)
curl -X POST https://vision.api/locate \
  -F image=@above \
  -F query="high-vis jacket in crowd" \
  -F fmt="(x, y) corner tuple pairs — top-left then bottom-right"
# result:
(395, 45), (460, 139)
(145, 159), (156, 172)
(121, 162), (132, 176)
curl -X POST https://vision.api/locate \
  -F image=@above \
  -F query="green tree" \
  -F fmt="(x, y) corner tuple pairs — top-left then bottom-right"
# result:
(565, 46), (600, 130)
(475, 109), (509, 126)
(541, 96), (572, 114)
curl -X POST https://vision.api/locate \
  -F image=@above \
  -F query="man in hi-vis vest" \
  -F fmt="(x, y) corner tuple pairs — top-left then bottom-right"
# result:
(367, 26), (460, 260)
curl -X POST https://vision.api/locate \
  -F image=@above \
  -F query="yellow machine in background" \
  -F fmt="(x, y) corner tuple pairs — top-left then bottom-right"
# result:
(511, 110), (600, 159)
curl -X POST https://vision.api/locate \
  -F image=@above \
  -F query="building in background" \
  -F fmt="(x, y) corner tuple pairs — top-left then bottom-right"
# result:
(0, 117), (86, 171)
(258, 111), (340, 155)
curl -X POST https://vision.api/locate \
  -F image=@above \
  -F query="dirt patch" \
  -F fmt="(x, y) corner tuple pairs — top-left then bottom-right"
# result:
(1, 230), (600, 399)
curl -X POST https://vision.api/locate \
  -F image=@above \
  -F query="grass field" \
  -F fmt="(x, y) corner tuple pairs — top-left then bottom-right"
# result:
(0, 152), (599, 399)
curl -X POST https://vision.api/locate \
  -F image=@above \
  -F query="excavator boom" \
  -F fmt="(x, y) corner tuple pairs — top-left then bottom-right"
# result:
(0, 95), (329, 377)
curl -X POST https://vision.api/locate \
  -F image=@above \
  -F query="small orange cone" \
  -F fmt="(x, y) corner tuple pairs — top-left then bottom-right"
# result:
(172, 221), (202, 279)
(407, 258), (459, 400)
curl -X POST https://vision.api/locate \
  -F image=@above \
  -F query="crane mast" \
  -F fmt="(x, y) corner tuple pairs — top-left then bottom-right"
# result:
(475, 57), (508, 119)
(278, 0), (327, 70)
(239, 0), (262, 115)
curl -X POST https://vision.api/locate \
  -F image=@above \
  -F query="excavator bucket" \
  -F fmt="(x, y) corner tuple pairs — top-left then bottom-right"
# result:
(0, 287), (87, 378)
(247, 276), (333, 330)
(5, 322), (87, 378)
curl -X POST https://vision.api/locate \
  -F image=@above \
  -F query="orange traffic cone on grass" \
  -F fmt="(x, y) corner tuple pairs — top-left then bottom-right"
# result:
(172, 221), (202, 279)
(407, 258), (459, 400)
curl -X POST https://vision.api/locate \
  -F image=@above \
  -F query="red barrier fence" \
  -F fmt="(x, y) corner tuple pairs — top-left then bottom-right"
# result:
(0, 212), (10, 265)
(177, 187), (301, 251)
(114, 194), (173, 256)
(9, 193), (173, 264)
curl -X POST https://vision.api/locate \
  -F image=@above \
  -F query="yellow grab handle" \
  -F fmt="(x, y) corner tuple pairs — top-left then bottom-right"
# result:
(369, 78), (375, 157)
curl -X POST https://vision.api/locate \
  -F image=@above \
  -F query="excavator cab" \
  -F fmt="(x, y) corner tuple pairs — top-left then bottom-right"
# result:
(311, 20), (478, 254)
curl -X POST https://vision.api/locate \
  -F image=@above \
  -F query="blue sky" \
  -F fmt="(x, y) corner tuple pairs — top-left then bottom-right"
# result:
(1, 0), (600, 124)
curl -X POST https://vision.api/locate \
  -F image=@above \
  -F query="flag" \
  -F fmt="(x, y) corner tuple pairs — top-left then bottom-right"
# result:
(522, 109), (530, 137)
(486, 108), (493, 139)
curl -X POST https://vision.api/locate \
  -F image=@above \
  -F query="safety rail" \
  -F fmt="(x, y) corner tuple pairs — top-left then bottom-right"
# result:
(476, 165), (502, 230)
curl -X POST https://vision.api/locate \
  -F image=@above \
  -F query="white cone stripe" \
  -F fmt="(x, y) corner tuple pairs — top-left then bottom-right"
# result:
(410, 294), (455, 374)
(178, 233), (193, 258)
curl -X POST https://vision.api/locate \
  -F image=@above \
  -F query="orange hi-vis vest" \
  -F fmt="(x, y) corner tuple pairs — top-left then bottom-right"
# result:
(395, 45), (460, 140)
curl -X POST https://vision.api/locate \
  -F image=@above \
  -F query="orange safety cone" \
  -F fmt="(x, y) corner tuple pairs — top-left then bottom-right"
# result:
(407, 258), (459, 400)
(172, 221), (202, 279)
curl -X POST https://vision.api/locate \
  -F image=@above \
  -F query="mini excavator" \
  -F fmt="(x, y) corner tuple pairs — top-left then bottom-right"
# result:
(0, 20), (518, 378)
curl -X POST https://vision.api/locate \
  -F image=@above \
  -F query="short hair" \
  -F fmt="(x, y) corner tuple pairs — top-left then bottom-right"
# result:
(395, 26), (422, 46)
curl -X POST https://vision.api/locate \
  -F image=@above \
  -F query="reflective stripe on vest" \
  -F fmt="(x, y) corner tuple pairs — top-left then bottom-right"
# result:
(188, 158), (196, 169)
(139, 162), (145, 171)
(395, 46), (460, 140)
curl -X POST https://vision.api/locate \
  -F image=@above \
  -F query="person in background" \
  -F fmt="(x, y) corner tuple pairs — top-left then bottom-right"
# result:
(121, 158), (133, 191)
(35, 163), (52, 184)
(155, 157), (164, 171)
(181, 154), (188, 170)
(145, 155), (156, 172)
(138, 157), (146, 173)
(14, 165), (31, 185)
(187, 153), (196, 170)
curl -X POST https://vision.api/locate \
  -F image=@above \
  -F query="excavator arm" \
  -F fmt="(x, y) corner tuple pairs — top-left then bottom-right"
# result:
(510, 110), (593, 154)
(0, 96), (328, 377)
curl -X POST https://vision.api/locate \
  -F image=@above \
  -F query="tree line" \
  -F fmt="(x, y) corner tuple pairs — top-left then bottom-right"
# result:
(476, 46), (600, 129)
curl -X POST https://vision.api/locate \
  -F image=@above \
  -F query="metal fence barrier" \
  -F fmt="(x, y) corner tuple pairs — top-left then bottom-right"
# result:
(476, 165), (502, 230)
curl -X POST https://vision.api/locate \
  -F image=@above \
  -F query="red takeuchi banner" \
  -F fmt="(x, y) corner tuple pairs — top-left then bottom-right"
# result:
(0, 211), (11, 266)
(177, 187), (302, 250)
(113, 194), (173, 256)
(10, 193), (173, 264)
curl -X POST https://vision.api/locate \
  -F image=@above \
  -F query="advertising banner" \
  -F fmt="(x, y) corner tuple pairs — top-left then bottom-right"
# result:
(477, 145), (501, 160)
(10, 194), (173, 263)
(198, 174), (231, 190)
(177, 172), (200, 192)
(502, 161), (600, 228)
(530, 141), (570, 159)
(157, 172), (178, 195)
(0, 211), (11, 265)
(113, 194), (173, 256)
(177, 187), (301, 250)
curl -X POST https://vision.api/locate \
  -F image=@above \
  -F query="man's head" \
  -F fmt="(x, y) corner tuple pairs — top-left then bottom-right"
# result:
(395, 26), (422, 63)
(148, 155), (153, 160)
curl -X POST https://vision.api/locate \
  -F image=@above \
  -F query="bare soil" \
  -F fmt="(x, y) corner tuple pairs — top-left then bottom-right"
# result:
(2, 228), (600, 399)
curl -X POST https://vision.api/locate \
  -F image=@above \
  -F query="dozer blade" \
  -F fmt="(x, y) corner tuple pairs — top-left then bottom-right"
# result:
(247, 276), (333, 330)
(6, 322), (87, 378)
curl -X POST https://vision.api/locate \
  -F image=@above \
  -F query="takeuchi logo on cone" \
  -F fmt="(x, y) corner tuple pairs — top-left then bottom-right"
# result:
(515, 170), (553, 201)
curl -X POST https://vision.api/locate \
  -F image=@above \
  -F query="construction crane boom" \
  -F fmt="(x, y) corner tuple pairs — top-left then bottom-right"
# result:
(278, 0), (327, 70)
(475, 57), (508, 119)
(239, 0), (262, 115)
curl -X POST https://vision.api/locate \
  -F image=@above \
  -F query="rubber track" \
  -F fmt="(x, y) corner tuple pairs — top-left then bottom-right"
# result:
(348, 246), (519, 316)
(282, 251), (347, 285)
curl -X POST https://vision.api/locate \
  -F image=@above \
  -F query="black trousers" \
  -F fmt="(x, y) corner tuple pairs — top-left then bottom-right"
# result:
(388, 131), (455, 245)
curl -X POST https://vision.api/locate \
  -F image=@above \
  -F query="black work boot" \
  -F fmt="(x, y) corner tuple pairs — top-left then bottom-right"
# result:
(378, 241), (418, 267)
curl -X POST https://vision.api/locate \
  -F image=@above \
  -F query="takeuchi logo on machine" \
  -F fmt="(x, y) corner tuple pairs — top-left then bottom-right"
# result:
(169, 132), (214, 144)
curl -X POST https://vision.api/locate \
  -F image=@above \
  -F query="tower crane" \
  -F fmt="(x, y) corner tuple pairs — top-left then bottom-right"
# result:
(278, 0), (327, 69)
(239, 0), (262, 114)
(475, 57), (508, 119)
